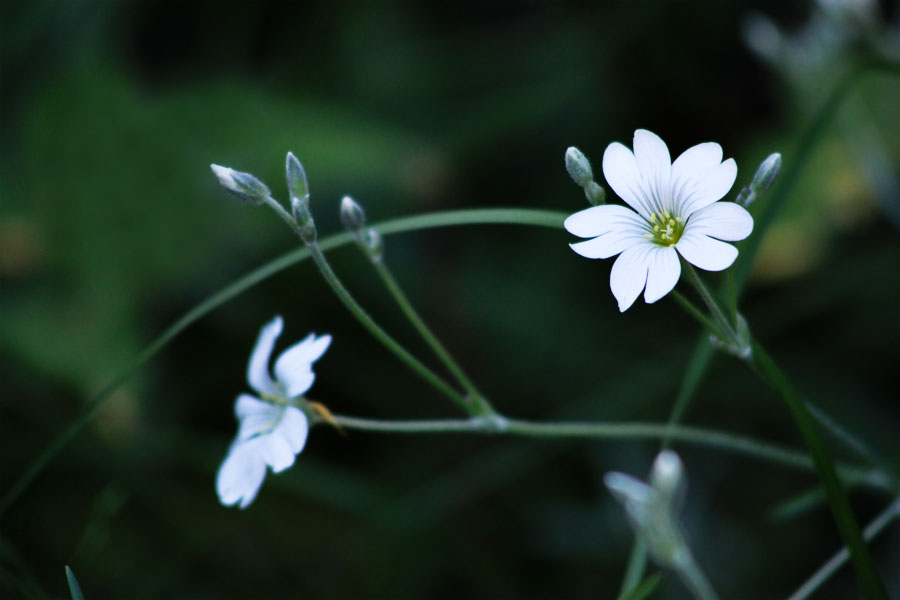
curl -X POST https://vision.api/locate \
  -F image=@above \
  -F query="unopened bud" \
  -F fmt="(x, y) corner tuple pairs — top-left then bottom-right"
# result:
(210, 164), (271, 205)
(737, 153), (782, 208)
(584, 181), (606, 206)
(285, 152), (310, 203)
(650, 450), (685, 507)
(340, 196), (367, 232)
(750, 153), (781, 195)
(565, 147), (594, 187)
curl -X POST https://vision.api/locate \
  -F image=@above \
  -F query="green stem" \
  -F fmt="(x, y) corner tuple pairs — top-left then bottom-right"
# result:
(369, 257), (496, 416)
(262, 195), (469, 409)
(676, 554), (719, 600)
(329, 415), (892, 492)
(0, 207), (565, 521)
(681, 261), (737, 341)
(670, 290), (724, 340)
(619, 540), (649, 597)
(787, 496), (900, 600)
(726, 269), (738, 325)
(747, 340), (888, 600)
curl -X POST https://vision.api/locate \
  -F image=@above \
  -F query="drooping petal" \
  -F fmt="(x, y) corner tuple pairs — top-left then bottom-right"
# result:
(603, 142), (654, 220)
(644, 247), (681, 304)
(246, 316), (283, 396)
(676, 231), (739, 271)
(686, 202), (753, 241)
(564, 204), (646, 238)
(261, 430), (296, 473)
(274, 406), (310, 455)
(633, 129), (672, 215)
(217, 438), (268, 509)
(680, 159), (738, 216)
(274, 333), (332, 398)
(609, 244), (654, 312)
(670, 142), (723, 214)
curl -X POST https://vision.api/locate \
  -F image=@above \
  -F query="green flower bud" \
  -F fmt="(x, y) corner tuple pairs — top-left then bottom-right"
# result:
(340, 196), (367, 233)
(210, 164), (271, 205)
(285, 152), (309, 203)
(565, 146), (594, 187)
(750, 152), (782, 195)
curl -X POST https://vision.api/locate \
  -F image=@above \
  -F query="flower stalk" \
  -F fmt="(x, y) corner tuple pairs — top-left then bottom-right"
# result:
(745, 340), (888, 599)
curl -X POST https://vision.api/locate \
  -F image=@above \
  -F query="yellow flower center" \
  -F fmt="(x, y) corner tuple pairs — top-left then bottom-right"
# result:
(645, 210), (684, 247)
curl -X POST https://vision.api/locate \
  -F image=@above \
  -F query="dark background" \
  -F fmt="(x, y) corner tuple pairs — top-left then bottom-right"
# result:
(1, 1), (898, 598)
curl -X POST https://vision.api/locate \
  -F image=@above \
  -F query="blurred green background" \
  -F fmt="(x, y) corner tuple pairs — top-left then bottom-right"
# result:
(1, 1), (898, 598)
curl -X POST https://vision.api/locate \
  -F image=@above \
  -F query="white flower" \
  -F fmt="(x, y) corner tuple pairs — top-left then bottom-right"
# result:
(216, 316), (331, 508)
(565, 129), (754, 312)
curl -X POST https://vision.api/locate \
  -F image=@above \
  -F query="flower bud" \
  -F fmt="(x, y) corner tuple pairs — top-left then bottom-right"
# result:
(750, 152), (782, 195)
(210, 164), (271, 205)
(285, 152), (309, 203)
(340, 196), (367, 233)
(650, 450), (685, 507)
(565, 146), (594, 187)
(737, 153), (782, 208)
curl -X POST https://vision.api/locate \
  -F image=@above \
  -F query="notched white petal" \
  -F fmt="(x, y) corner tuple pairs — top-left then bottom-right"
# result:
(682, 158), (738, 216)
(644, 247), (681, 304)
(217, 438), (267, 509)
(687, 202), (753, 242)
(262, 431), (296, 473)
(234, 393), (274, 419)
(676, 232), (739, 271)
(247, 316), (283, 396)
(274, 333), (332, 398)
(275, 407), (309, 455)
(570, 230), (644, 260)
(671, 142), (723, 185)
(602, 142), (653, 219)
(610, 245), (653, 312)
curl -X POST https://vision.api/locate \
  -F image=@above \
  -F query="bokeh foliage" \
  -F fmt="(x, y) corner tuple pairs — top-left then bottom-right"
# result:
(1, 1), (898, 597)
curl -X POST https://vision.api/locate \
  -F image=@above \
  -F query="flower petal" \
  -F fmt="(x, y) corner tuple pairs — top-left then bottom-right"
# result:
(610, 244), (654, 312)
(671, 142), (723, 214)
(633, 129), (672, 215)
(686, 202), (753, 241)
(234, 393), (274, 419)
(261, 429), (296, 473)
(274, 406), (309, 455)
(570, 230), (645, 259)
(217, 438), (267, 509)
(680, 158), (738, 216)
(274, 333), (332, 398)
(602, 142), (654, 220)
(676, 232), (739, 271)
(644, 247), (681, 304)
(564, 204), (645, 238)
(246, 316), (283, 396)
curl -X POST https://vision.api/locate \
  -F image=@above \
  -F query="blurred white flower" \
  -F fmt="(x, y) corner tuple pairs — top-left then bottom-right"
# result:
(565, 129), (753, 311)
(216, 316), (331, 508)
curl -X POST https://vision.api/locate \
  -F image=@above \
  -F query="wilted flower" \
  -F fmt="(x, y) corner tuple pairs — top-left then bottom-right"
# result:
(565, 129), (753, 311)
(216, 316), (331, 508)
